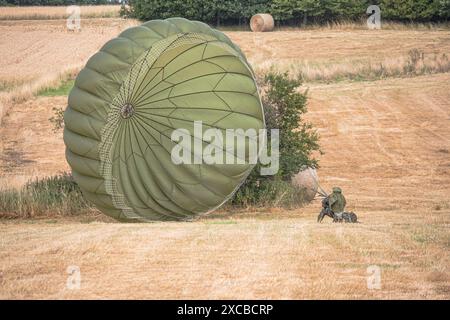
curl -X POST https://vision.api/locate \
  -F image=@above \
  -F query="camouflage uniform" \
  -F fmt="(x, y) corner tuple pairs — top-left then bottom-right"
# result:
(328, 187), (346, 218)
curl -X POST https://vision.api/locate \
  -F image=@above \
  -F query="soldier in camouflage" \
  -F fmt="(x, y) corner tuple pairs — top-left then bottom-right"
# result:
(328, 187), (346, 220)
(317, 187), (358, 223)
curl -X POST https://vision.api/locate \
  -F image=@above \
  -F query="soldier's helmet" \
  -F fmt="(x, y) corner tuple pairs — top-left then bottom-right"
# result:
(332, 187), (342, 193)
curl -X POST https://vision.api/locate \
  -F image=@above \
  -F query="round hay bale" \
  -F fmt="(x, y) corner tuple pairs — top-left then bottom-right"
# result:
(63, 18), (264, 222)
(291, 168), (318, 202)
(250, 14), (274, 32)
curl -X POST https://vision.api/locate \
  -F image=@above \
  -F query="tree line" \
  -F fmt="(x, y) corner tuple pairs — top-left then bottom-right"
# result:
(1, 0), (449, 24)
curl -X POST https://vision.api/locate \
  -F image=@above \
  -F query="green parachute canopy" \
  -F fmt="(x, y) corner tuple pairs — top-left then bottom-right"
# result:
(64, 18), (265, 221)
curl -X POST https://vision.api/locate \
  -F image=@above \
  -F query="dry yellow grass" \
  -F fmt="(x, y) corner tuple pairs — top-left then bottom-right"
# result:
(0, 5), (121, 20)
(0, 67), (79, 127)
(274, 52), (450, 82)
(274, 20), (450, 31)
(0, 18), (137, 125)
(0, 209), (448, 299)
(0, 19), (137, 89)
(306, 73), (450, 211)
(230, 29), (450, 64)
(229, 29), (450, 77)
(0, 96), (68, 189)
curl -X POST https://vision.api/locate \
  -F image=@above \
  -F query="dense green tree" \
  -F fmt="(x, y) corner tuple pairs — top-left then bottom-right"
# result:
(379, 0), (445, 21)
(271, 0), (372, 25)
(296, 0), (328, 24)
(438, 0), (450, 19)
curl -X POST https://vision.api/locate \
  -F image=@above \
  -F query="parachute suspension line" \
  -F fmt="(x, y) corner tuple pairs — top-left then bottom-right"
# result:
(304, 167), (328, 198)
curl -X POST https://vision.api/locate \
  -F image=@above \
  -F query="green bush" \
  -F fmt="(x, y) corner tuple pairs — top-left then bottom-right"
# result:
(38, 79), (74, 97)
(231, 71), (320, 208)
(262, 72), (320, 178)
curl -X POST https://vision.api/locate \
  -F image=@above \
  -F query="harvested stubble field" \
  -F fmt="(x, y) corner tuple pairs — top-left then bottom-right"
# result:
(0, 17), (449, 299)
(0, 18), (137, 125)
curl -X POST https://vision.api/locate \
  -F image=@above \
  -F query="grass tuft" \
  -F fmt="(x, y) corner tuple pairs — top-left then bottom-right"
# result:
(38, 79), (74, 97)
(0, 173), (94, 218)
(256, 50), (450, 84)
